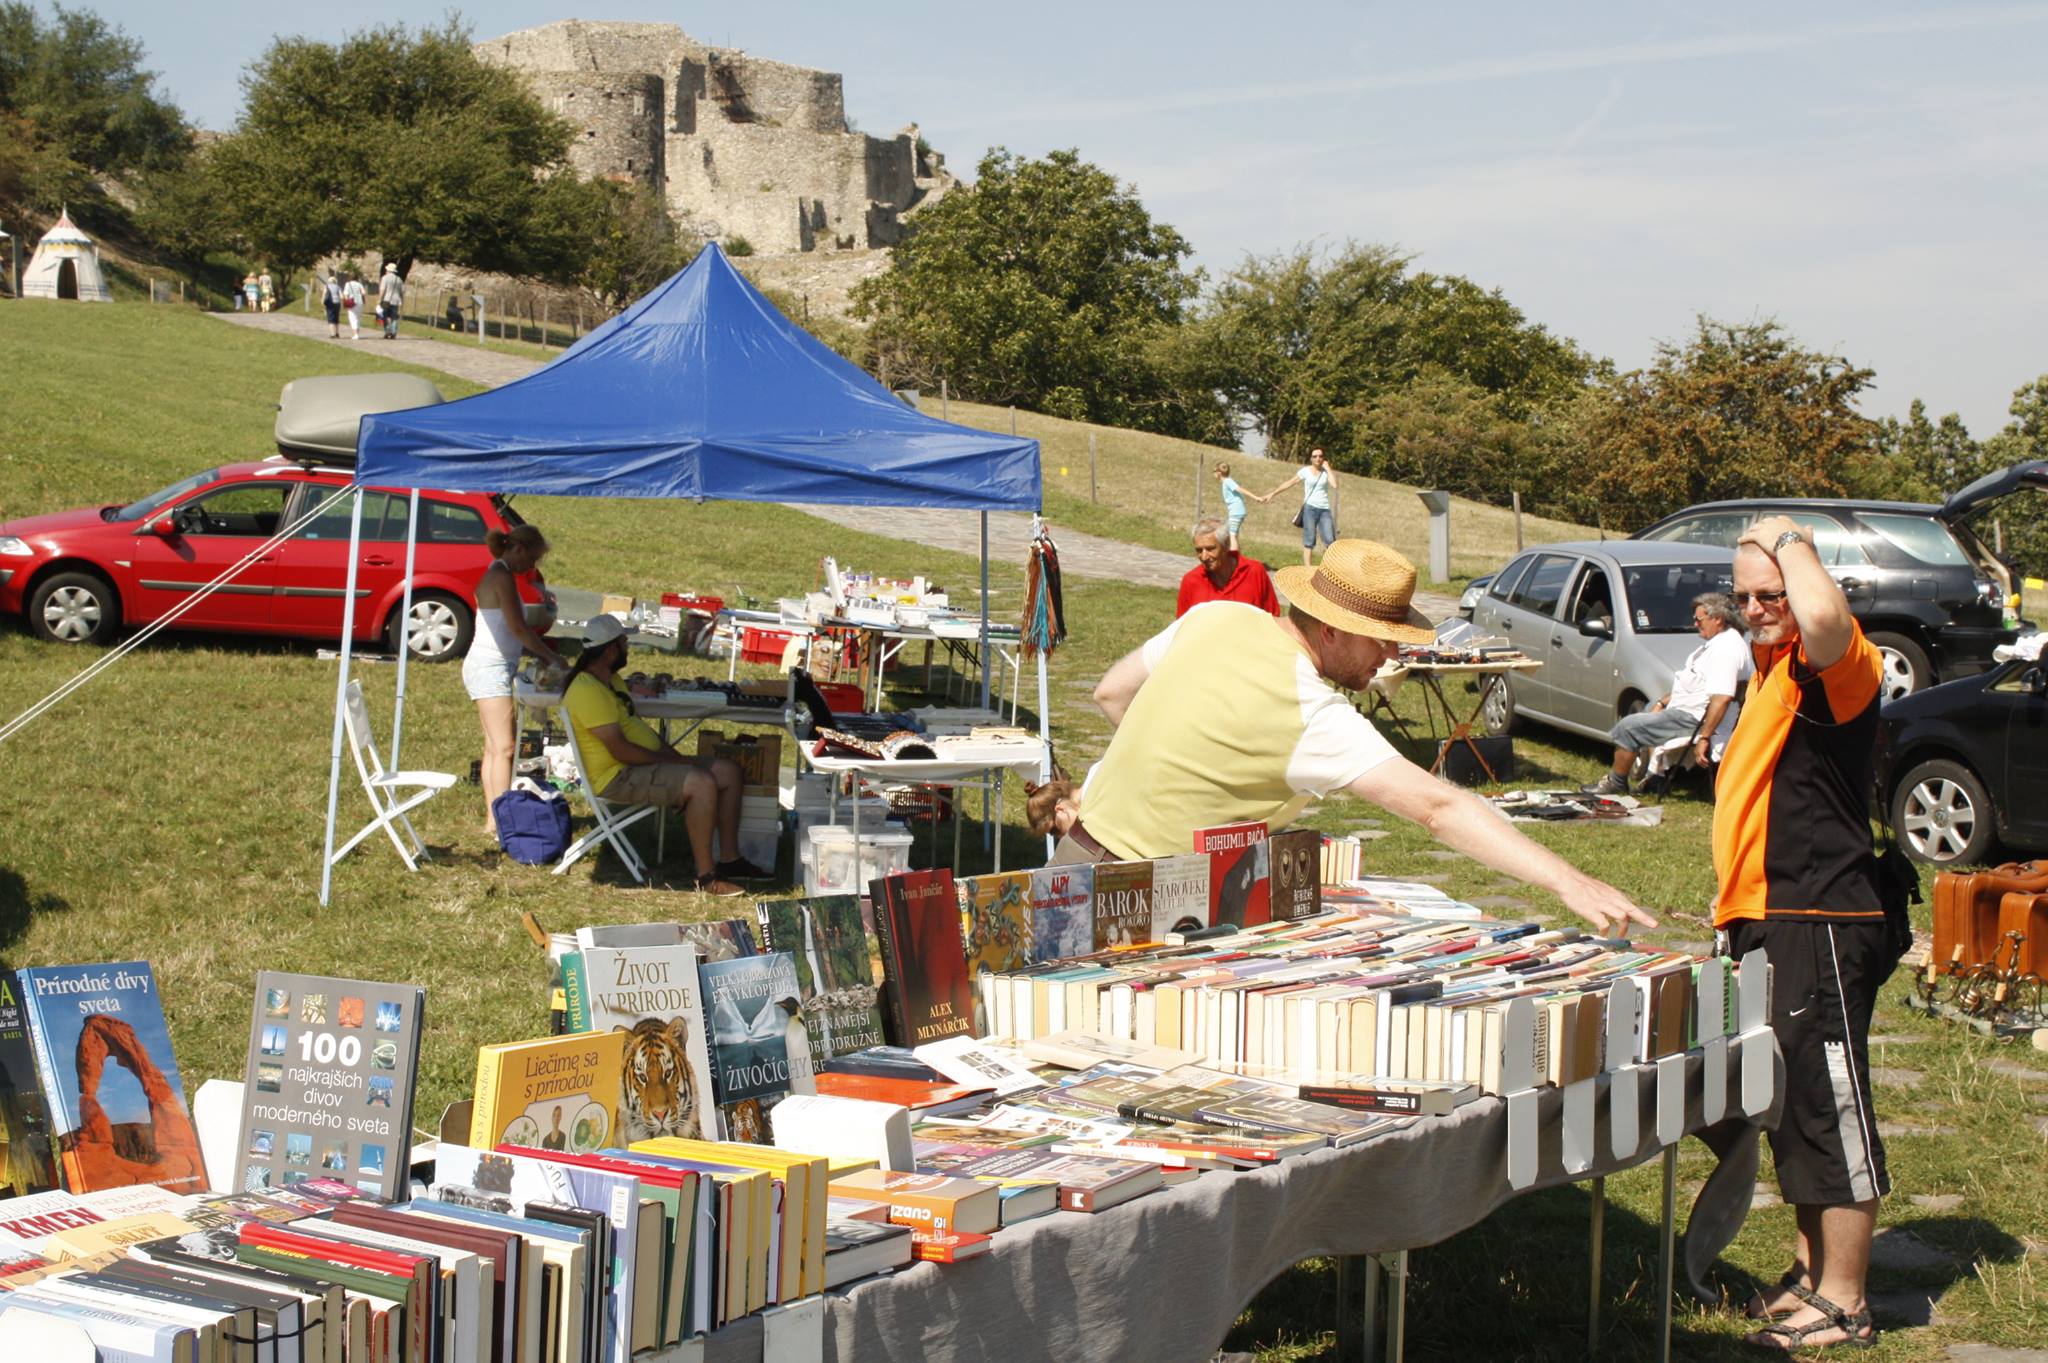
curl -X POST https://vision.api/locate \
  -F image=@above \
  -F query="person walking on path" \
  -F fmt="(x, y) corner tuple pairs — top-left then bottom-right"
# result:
(340, 272), (366, 340)
(378, 262), (405, 339)
(241, 273), (259, 311)
(1258, 448), (1339, 565)
(1714, 515), (1891, 1353)
(463, 524), (564, 841)
(1214, 462), (1250, 551)
(320, 271), (343, 337)
(257, 268), (274, 313)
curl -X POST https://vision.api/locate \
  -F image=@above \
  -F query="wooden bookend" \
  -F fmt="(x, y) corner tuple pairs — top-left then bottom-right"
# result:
(1739, 1026), (1774, 1117)
(1499, 997), (1537, 1096)
(761, 1295), (826, 1363)
(1505, 1088), (1540, 1190)
(1696, 958), (1727, 1039)
(1655, 1052), (1687, 1147)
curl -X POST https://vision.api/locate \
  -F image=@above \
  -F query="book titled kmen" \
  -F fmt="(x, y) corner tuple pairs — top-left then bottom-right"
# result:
(232, 972), (425, 1201)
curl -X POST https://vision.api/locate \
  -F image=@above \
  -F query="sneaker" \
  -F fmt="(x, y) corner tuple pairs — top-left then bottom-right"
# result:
(715, 857), (773, 882)
(691, 873), (745, 898)
(1579, 773), (1628, 797)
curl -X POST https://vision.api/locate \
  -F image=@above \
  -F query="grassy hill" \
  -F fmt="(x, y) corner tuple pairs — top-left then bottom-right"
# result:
(0, 301), (2035, 1362)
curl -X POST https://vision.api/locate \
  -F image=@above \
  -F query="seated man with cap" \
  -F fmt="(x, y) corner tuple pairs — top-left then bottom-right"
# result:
(1059, 539), (1656, 935)
(563, 615), (768, 896)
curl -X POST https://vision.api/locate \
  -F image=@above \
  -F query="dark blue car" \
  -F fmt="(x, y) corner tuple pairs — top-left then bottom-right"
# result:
(1874, 654), (2048, 865)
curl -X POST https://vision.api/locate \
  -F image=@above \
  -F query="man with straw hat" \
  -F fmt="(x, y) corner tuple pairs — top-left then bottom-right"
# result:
(1057, 538), (1655, 935)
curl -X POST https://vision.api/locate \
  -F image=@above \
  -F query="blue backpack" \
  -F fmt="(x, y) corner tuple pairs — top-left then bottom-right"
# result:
(493, 783), (571, 864)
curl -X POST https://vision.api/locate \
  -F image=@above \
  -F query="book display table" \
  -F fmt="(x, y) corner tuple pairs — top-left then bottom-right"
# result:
(665, 1041), (1777, 1363)
(808, 741), (1053, 875)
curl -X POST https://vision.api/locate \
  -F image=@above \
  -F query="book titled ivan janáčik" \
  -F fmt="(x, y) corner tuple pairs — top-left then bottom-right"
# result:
(15, 962), (206, 1194)
(698, 952), (815, 1106)
(756, 896), (886, 1064)
(233, 972), (424, 1200)
(869, 870), (973, 1046)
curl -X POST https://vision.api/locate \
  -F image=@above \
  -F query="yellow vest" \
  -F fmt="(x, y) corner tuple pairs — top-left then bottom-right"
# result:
(1078, 604), (1318, 858)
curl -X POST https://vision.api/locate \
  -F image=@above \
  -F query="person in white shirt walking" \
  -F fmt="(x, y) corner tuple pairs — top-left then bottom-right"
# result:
(378, 262), (405, 339)
(339, 272), (366, 339)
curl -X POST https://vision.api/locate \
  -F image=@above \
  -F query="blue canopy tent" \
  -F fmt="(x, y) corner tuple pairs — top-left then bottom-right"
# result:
(319, 243), (1044, 901)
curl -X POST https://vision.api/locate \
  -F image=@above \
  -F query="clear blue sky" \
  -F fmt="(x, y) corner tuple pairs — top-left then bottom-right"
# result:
(85, 0), (2048, 434)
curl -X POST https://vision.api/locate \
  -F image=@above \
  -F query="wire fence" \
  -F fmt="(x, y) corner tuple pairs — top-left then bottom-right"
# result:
(292, 282), (603, 350)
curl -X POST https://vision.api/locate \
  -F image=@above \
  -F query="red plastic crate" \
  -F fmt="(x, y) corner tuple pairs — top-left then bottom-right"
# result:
(663, 592), (725, 614)
(813, 680), (865, 714)
(741, 626), (797, 664)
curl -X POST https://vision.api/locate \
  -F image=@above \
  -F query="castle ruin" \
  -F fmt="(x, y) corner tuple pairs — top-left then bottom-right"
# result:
(475, 20), (954, 259)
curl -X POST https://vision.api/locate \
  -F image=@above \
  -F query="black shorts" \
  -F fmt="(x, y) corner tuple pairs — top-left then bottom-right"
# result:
(1724, 917), (1891, 1206)
(324, 301), (340, 323)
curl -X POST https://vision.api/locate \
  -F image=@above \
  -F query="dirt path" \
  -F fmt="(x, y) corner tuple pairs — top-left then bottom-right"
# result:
(212, 309), (1461, 616)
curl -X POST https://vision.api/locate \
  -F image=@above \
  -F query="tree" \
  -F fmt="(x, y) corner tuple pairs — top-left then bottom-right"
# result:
(571, 178), (692, 313)
(0, 3), (189, 213)
(209, 20), (597, 280)
(1570, 317), (1876, 529)
(1848, 400), (1985, 503)
(1348, 367), (1575, 509)
(851, 148), (1221, 439)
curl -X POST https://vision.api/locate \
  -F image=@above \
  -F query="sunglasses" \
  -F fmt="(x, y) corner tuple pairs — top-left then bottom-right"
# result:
(1734, 590), (1789, 607)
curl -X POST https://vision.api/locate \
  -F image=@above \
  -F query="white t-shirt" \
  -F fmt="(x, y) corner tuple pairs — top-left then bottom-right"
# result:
(1668, 627), (1752, 736)
(1297, 466), (1333, 510)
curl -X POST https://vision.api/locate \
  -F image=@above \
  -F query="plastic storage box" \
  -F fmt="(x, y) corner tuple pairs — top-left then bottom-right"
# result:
(802, 823), (914, 896)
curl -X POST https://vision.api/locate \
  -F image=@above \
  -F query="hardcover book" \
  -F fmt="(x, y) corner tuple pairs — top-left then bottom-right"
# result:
(1026, 866), (1094, 964)
(960, 873), (1035, 976)
(826, 1169), (999, 1234)
(698, 953), (815, 1106)
(1148, 855), (1211, 939)
(1266, 828), (1322, 922)
(1194, 822), (1270, 927)
(868, 870), (974, 1046)
(0, 969), (60, 1196)
(755, 896), (887, 1064)
(15, 962), (205, 1194)
(469, 1031), (627, 1156)
(1091, 860), (1155, 949)
(567, 944), (719, 1144)
(233, 972), (424, 1200)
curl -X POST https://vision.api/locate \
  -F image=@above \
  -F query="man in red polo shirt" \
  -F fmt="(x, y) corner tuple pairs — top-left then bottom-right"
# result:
(1176, 517), (1280, 617)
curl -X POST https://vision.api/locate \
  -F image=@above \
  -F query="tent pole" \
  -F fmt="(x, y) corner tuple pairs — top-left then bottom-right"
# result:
(318, 490), (369, 907)
(389, 490), (421, 769)
(979, 510), (992, 853)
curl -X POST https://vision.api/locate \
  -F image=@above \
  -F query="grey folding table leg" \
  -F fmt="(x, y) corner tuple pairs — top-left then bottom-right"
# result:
(1587, 1174), (1606, 1356)
(1657, 1144), (1678, 1363)
(1336, 1255), (1366, 1362)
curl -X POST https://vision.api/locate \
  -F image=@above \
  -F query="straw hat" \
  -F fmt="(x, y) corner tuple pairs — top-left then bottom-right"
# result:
(1273, 540), (1435, 645)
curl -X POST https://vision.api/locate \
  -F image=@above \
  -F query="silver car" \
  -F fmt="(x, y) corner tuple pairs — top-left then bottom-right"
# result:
(1468, 541), (1737, 743)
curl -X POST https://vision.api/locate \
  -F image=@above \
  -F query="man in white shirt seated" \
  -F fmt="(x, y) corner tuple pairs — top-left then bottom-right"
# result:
(1583, 591), (1751, 795)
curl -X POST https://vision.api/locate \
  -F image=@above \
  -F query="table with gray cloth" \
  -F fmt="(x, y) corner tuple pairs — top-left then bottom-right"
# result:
(685, 1049), (1773, 1363)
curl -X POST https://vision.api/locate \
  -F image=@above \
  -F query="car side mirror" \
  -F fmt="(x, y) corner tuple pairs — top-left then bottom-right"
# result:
(2027, 667), (2048, 697)
(148, 517), (177, 538)
(1578, 616), (1612, 638)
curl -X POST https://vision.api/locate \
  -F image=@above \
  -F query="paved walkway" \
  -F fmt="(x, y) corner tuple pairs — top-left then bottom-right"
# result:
(213, 308), (1462, 616)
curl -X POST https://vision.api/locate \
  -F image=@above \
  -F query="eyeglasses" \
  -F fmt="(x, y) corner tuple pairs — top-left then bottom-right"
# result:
(1734, 590), (1789, 607)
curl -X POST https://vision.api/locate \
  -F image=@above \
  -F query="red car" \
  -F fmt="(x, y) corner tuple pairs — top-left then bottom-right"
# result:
(0, 459), (530, 662)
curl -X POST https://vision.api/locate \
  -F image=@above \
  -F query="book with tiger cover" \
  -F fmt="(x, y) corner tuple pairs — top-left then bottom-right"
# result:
(755, 897), (886, 1065)
(868, 871), (973, 1047)
(15, 962), (205, 1195)
(1195, 822), (1270, 927)
(1026, 865), (1094, 964)
(0, 969), (60, 1197)
(565, 943), (719, 1144)
(1091, 860), (1154, 950)
(469, 1031), (626, 1157)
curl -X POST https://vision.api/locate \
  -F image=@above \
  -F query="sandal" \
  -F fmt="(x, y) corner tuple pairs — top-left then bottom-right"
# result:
(692, 873), (745, 898)
(1743, 1289), (1876, 1352)
(1745, 1269), (1816, 1320)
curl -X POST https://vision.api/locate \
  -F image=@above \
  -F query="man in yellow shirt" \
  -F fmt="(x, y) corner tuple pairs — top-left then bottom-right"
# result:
(1061, 539), (1654, 936)
(564, 615), (765, 896)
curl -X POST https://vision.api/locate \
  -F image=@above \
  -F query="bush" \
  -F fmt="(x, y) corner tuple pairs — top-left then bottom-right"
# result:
(723, 234), (754, 257)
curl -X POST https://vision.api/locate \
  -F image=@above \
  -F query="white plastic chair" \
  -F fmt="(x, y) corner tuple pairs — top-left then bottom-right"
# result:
(331, 678), (457, 871)
(1637, 702), (1741, 797)
(553, 719), (659, 882)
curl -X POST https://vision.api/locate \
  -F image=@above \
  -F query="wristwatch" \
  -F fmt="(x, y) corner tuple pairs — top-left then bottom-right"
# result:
(1773, 529), (1807, 555)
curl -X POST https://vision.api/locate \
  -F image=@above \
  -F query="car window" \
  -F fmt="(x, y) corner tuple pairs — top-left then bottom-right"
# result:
(1506, 554), (1575, 617)
(116, 468), (220, 522)
(1859, 512), (1968, 567)
(1567, 564), (1614, 625)
(1620, 563), (1736, 633)
(422, 501), (488, 545)
(1776, 511), (1871, 567)
(176, 483), (291, 538)
(1639, 510), (1754, 547)
(295, 489), (400, 542)
(1488, 555), (1535, 602)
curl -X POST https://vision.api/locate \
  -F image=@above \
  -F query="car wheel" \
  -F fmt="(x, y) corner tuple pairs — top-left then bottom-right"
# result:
(1481, 674), (1518, 734)
(1867, 631), (1930, 701)
(1891, 758), (1996, 865)
(28, 570), (122, 647)
(1618, 692), (1649, 718)
(388, 591), (473, 663)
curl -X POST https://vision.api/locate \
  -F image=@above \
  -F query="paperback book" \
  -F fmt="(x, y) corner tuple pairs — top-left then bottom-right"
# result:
(15, 962), (205, 1194)
(1266, 828), (1321, 922)
(755, 896), (887, 1065)
(1091, 861), (1154, 950)
(869, 870), (973, 1046)
(1148, 855), (1211, 940)
(232, 972), (424, 1199)
(1027, 866), (1094, 964)
(699, 952), (815, 1106)
(1194, 822), (1270, 926)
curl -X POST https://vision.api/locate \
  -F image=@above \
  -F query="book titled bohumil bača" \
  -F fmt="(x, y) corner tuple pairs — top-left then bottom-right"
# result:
(469, 1031), (626, 1156)
(868, 870), (973, 1046)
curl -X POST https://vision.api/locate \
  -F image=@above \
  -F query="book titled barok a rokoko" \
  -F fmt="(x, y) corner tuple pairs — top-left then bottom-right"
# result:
(469, 1031), (626, 1156)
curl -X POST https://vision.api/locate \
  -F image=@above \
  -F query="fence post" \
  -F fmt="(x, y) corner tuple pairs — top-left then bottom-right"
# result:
(941, 378), (950, 422)
(1089, 431), (1098, 504)
(1194, 453), (1202, 519)
(541, 300), (550, 348)
(1513, 491), (1524, 552)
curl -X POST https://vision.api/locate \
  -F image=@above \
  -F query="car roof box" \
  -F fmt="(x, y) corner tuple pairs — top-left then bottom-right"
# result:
(275, 373), (445, 465)
(1940, 458), (2048, 522)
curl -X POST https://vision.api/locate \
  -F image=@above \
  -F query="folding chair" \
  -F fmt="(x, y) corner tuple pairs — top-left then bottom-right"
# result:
(553, 720), (660, 883)
(331, 678), (458, 871)
(1635, 703), (1739, 803)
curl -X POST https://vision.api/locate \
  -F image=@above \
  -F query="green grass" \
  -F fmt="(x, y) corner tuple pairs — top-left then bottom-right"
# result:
(2, 301), (2043, 1358)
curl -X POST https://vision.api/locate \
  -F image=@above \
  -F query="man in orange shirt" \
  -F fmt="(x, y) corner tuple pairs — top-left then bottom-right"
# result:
(1175, 517), (1279, 617)
(1714, 515), (1888, 1353)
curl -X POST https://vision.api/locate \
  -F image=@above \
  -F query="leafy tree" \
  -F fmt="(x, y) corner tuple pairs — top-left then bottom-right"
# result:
(1348, 367), (1574, 509)
(209, 20), (596, 280)
(573, 178), (695, 313)
(1570, 317), (1875, 529)
(852, 147), (1221, 439)
(0, 3), (189, 213)
(1848, 400), (1985, 503)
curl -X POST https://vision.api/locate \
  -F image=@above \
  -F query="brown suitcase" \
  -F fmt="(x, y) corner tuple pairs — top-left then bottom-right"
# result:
(1932, 861), (2048, 974)
(1996, 891), (2048, 977)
